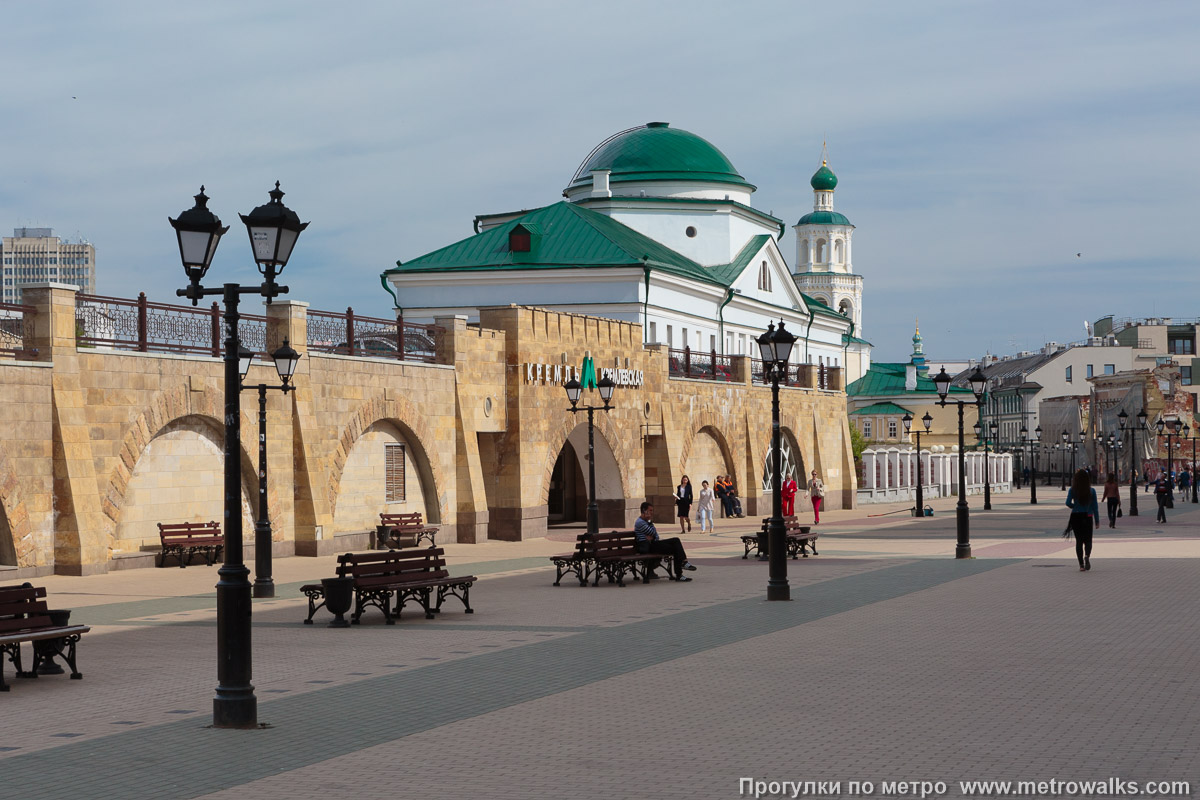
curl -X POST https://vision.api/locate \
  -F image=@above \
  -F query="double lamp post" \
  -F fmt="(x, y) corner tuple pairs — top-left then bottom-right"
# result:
(932, 365), (987, 559)
(169, 183), (308, 729)
(1021, 424), (1041, 504)
(901, 411), (933, 517)
(1117, 408), (1146, 516)
(563, 370), (616, 535)
(757, 321), (797, 601)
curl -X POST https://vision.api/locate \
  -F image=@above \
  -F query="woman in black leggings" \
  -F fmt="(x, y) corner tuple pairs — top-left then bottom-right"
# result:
(1065, 469), (1100, 571)
(1101, 473), (1121, 528)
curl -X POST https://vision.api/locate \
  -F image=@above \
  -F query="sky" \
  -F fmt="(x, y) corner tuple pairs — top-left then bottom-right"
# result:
(2, 1), (1198, 362)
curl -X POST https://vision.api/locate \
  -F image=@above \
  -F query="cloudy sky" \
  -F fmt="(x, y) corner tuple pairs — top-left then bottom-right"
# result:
(2, 1), (1197, 361)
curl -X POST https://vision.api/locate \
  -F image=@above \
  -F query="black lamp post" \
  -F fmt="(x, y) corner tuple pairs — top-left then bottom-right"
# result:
(933, 365), (987, 558)
(973, 420), (998, 511)
(169, 183), (307, 730)
(1189, 429), (1198, 504)
(1060, 430), (1069, 489)
(756, 321), (797, 600)
(1156, 417), (1182, 501)
(563, 372), (616, 536)
(1022, 424), (1040, 504)
(902, 411), (933, 518)
(1118, 409), (1146, 516)
(241, 339), (302, 599)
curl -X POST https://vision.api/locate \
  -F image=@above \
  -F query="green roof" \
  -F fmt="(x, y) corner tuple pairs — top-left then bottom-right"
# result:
(568, 122), (754, 192)
(846, 361), (973, 398)
(804, 294), (847, 320)
(387, 202), (775, 291)
(842, 333), (873, 346)
(850, 402), (912, 416)
(796, 210), (853, 227)
(811, 163), (838, 191)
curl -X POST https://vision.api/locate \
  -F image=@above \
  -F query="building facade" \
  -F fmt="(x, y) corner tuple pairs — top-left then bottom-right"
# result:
(1, 228), (95, 304)
(384, 123), (872, 384)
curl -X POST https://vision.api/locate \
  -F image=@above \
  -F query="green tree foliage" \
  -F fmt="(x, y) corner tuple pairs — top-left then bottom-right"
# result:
(848, 419), (868, 464)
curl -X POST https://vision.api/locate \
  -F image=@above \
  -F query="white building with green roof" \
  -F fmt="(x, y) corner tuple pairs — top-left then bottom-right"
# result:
(383, 122), (871, 381)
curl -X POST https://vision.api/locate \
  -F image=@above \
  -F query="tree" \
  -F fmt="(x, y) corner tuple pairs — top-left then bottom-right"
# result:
(848, 420), (868, 464)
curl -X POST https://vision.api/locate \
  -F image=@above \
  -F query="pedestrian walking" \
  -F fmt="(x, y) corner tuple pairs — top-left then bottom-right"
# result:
(1178, 468), (1191, 497)
(1101, 472), (1121, 529)
(781, 473), (798, 517)
(673, 475), (693, 534)
(806, 470), (825, 524)
(1154, 473), (1171, 523)
(696, 480), (715, 532)
(1064, 469), (1100, 571)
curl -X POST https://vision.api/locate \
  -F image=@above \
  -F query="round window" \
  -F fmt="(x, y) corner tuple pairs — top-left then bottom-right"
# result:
(685, 226), (697, 238)
(484, 397), (493, 417)
(644, 401), (652, 418)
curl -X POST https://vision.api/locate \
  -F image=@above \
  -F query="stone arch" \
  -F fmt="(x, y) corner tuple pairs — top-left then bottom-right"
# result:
(799, 239), (809, 264)
(0, 446), (33, 567)
(539, 411), (629, 507)
(327, 396), (448, 525)
(838, 298), (853, 319)
(761, 426), (805, 493)
(102, 384), (268, 553)
(679, 414), (738, 489)
(816, 238), (827, 263)
(833, 239), (843, 264)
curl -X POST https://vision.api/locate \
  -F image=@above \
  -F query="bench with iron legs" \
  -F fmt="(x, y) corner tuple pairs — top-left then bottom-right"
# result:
(741, 516), (819, 559)
(0, 583), (90, 692)
(549, 533), (596, 586)
(591, 531), (677, 587)
(157, 521), (223, 568)
(375, 512), (438, 550)
(301, 548), (475, 625)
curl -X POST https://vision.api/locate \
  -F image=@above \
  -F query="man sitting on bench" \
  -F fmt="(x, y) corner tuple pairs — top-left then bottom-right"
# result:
(633, 502), (698, 582)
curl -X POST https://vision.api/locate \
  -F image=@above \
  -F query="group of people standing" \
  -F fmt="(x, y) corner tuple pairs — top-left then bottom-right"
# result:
(672, 470), (825, 535)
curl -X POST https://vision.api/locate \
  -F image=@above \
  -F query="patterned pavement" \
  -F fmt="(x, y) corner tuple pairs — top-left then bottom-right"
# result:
(1, 495), (1198, 799)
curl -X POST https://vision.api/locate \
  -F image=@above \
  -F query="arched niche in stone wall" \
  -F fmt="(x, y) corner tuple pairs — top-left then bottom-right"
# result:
(332, 420), (437, 534)
(547, 421), (625, 525)
(683, 426), (734, 488)
(0, 501), (14, 566)
(114, 415), (257, 554)
(761, 427), (804, 493)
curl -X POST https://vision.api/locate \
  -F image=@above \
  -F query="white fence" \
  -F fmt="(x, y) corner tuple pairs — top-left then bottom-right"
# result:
(858, 446), (1013, 505)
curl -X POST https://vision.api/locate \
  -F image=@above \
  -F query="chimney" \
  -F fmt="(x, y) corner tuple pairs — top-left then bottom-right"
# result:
(905, 363), (917, 391)
(591, 169), (611, 198)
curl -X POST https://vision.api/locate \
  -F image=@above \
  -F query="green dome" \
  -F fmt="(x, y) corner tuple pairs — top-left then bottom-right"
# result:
(796, 210), (853, 227)
(568, 122), (755, 192)
(811, 163), (838, 191)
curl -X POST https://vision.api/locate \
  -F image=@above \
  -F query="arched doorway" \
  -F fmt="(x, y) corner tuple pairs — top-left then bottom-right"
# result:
(762, 428), (804, 493)
(0, 502), (14, 566)
(547, 422), (623, 527)
(115, 416), (256, 554)
(333, 420), (437, 533)
(684, 427), (733, 489)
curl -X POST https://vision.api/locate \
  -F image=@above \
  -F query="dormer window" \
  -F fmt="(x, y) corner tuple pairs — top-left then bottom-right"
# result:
(509, 226), (532, 253)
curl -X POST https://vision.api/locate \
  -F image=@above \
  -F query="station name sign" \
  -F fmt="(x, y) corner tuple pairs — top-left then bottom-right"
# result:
(523, 362), (643, 388)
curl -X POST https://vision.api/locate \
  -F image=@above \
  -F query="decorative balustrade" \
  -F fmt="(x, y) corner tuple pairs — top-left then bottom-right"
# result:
(858, 446), (1014, 504)
(0, 302), (37, 358)
(306, 307), (438, 363)
(76, 293), (268, 357)
(668, 347), (735, 382)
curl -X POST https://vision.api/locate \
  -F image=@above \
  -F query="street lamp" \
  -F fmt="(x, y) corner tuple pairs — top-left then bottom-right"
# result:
(972, 420), (998, 511)
(563, 370), (616, 537)
(1022, 424), (1040, 504)
(1118, 408), (1146, 516)
(902, 411), (933, 517)
(756, 321), (797, 600)
(241, 339), (302, 599)
(169, 183), (307, 729)
(1157, 417), (1183, 501)
(1060, 430), (1070, 490)
(933, 365), (987, 558)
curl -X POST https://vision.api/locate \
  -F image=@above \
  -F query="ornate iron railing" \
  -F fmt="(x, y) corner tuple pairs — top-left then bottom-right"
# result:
(306, 307), (438, 363)
(76, 293), (268, 357)
(749, 361), (834, 389)
(667, 347), (735, 382)
(0, 302), (37, 358)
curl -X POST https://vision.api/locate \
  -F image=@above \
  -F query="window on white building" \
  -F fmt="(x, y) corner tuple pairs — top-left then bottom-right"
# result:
(1065, 366), (1072, 383)
(758, 261), (771, 291)
(682, 327), (688, 349)
(888, 420), (897, 439)
(667, 325), (673, 348)
(862, 420), (872, 438)
(648, 322), (656, 343)
(1086, 364), (1094, 379)
(1104, 364), (1115, 375)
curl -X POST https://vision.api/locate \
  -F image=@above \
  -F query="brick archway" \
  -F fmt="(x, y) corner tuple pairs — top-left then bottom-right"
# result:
(0, 447), (34, 567)
(327, 396), (448, 524)
(539, 412), (629, 506)
(101, 384), (266, 551)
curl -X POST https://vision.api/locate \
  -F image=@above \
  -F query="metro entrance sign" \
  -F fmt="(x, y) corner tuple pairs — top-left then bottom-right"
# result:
(523, 357), (643, 388)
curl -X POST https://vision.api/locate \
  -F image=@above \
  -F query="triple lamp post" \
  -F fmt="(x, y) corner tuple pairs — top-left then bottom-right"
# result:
(562, 370), (616, 536)
(756, 321), (797, 601)
(931, 365), (987, 558)
(901, 411), (933, 517)
(169, 182), (308, 729)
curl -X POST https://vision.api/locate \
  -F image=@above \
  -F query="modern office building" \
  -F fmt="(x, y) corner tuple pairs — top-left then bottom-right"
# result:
(1, 227), (96, 304)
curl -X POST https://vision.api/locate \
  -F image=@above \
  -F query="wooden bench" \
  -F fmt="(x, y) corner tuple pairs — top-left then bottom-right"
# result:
(549, 533), (596, 587)
(375, 512), (438, 550)
(301, 548), (475, 625)
(0, 583), (90, 692)
(741, 516), (819, 559)
(591, 531), (676, 587)
(157, 521), (223, 568)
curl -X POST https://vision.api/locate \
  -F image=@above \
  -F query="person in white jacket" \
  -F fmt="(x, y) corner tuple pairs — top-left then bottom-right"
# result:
(696, 480), (715, 532)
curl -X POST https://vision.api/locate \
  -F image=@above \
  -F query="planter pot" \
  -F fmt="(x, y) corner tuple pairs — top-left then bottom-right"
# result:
(36, 609), (72, 675)
(321, 577), (354, 628)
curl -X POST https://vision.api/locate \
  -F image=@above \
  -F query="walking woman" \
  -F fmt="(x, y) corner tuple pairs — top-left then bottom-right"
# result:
(1065, 469), (1100, 571)
(1154, 472), (1171, 523)
(696, 480), (715, 532)
(1102, 473), (1121, 529)
(674, 475), (694, 534)
(806, 470), (825, 524)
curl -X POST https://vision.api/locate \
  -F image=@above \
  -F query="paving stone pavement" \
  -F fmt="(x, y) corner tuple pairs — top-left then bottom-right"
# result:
(1, 498), (1198, 799)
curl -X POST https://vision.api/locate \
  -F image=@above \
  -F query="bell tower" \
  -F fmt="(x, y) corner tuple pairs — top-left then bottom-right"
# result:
(792, 149), (864, 332)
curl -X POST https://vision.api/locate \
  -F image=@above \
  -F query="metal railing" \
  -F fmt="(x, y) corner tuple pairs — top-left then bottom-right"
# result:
(76, 293), (268, 357)
(0, 302), (37, 358)
(306, 307), (438, 363)
(750, 360), (834, 389)
(667, 347), (735, 382)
